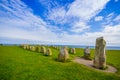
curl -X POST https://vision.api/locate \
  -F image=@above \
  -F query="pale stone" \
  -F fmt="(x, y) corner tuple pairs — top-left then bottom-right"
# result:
(37, 46), (41, 52)
(30, 46), (36, 51)
(23, 45), (27, 49)
(21, 44), (29, 50)
(29, 46), (32, 50)
(26, 45), (30, 50)
(69, 48), (76, 54)
(46, 48), (52, 56)
(58, 46), (69, 62)
(41, 46), (46, 54)
(84, 47), (91, 59)
(93, 37), (106, 69)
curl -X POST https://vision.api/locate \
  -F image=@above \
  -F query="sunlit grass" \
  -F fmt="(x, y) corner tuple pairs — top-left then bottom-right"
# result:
(0, 45), (120, 80)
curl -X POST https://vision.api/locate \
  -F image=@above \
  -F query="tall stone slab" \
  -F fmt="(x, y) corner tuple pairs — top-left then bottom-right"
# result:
(94, 37), (106, 69)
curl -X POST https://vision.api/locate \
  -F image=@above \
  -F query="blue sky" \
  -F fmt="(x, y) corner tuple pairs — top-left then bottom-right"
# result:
(0, 0), (120, 46)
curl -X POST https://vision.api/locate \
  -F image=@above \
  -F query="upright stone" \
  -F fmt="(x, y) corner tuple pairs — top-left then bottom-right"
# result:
(58, 46), (69, 62)
(29, 46), (32, 50)
(46, 48), (52, 56)
(93, 37), (106, 69)
(37, 46), (41, 52)
(70, 48), (76, 54)
(84, 47), (91, 60)
(26, 45), (30, 50)
(41, 46), (46, 54)
(22, 44), (27, 49)
(31, 46), (36, 51)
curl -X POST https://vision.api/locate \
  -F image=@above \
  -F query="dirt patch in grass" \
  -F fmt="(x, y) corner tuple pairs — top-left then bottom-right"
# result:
(73, 57), (117, 73)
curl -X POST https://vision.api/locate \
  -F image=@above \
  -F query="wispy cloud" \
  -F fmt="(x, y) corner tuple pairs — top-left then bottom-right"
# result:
(94, 16), (103, 21)
(0, 0), (120, 46)
(44, 0), (110, 33)
(0, 0), (58, 41)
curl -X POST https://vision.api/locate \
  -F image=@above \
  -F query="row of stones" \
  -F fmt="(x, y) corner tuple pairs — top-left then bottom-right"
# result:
(57, 37), (106, 69)
(20, 45), (52, 56)
(20, 45), (76, 61)
(52, 37), (106, 69)
(20, 37), (106, 69)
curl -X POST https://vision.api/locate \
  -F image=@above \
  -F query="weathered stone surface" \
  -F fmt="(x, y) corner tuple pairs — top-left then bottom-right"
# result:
(23, 45), (27, 49)
(30, 46), (36, 51)
(29, 46), (32, 50)
(41, 46), (46, 54)
(58, 46), (69, 62)
(93, 37), (106, 69)
(84, 47), (91, 60)
(46, 48), (52, 56)
(21, 44), (29, 50)
(26, 45), (30, 50)
(69, 48), (76, 54)
(37, 46), (41, 52)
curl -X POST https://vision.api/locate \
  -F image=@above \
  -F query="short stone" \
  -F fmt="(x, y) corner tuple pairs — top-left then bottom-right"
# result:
(58, 46), (69, 62)
(46, 48), (52, 56)
(69, 48), (76, 54)
(41, 46), (46, 54)
(84, 47), (91, 60)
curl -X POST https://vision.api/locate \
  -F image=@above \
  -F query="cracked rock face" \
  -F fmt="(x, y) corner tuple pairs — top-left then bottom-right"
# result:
(94, 37), (106, 69)
(58, 46), (69, 62)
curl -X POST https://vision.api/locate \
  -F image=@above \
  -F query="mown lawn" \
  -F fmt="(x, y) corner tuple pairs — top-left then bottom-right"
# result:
(0, 45), (120, 80)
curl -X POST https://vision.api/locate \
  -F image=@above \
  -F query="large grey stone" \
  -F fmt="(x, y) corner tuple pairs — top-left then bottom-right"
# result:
(58, 46), (69, 62)
(93, 37), (106, 69)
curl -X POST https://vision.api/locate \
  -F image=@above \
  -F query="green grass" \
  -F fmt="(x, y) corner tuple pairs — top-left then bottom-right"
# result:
(0, 45), (120, 80)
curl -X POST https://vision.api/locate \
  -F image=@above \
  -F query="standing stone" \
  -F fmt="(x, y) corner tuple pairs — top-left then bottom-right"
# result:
(26, 45), (30, 50)
(21, 44), (26, 49)
(84, 47), (91, 60)
(46, 48), (52, 56)
(93, 37), (106, 69)
(70, 48), (76, 54)
(58, 46), (69, 62)
(30, 46), (36, 51)
(22, 44), (29, 50)
(37, 46), (41, 52)
(41, 46), (46, 54)
(29, 46), (32, 50)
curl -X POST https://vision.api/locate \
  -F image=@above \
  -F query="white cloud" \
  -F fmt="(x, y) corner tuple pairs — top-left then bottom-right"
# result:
(71, 22), (90, 33)
(47, 7), (66, 23)
(94, 16), (103, 21)
(0, 0), (58, 42)
(66, 0), (109, 21)
(1, 0), (120, 46)
(102, 12), (115, 25)
(45, 0), (109, 33)
(113, 15), (120, 23)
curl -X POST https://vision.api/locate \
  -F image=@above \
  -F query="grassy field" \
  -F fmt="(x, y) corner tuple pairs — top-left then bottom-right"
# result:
(0, 45), (120, 80)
